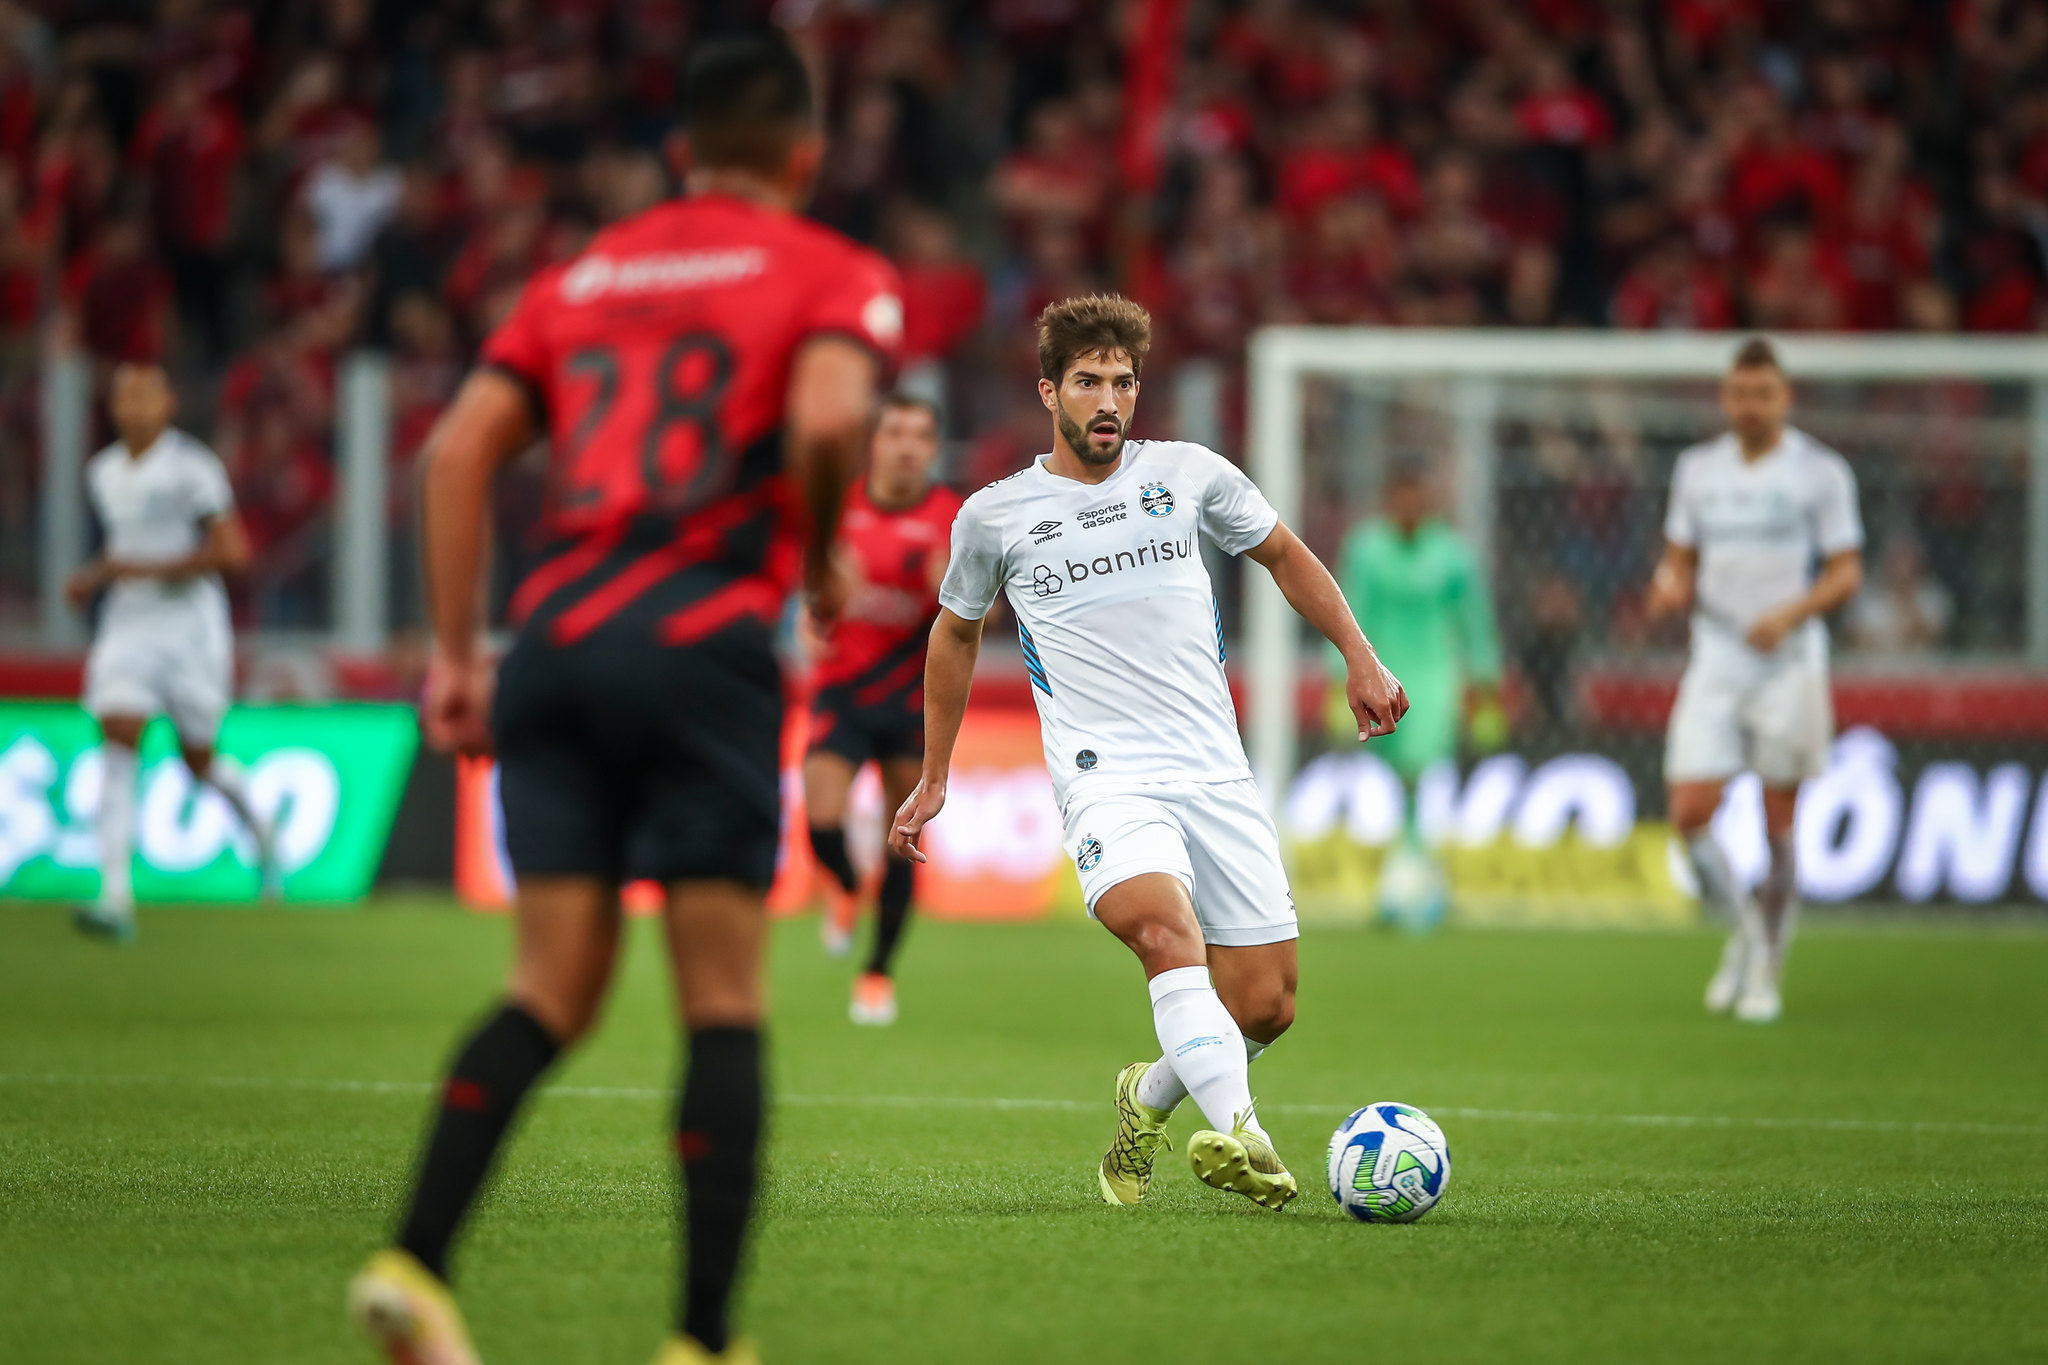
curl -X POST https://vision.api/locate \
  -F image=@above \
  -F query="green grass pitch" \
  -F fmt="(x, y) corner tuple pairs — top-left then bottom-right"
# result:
(2, 898), (2045, 1364)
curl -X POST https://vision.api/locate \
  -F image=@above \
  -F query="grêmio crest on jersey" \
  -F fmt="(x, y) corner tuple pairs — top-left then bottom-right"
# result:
(1140, 483), (1175, 516)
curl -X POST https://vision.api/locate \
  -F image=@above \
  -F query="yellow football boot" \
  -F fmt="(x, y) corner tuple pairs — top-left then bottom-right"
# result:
(651, 1335), (762, 1364)
(347, 1248), (482, 1365)
(1096, 1061), (1175, 1206)
(1187, 1104), (1299, 1210)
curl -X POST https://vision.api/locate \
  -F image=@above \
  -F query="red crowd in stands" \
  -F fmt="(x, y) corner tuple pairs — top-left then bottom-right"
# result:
(0, 0), (2037, 633)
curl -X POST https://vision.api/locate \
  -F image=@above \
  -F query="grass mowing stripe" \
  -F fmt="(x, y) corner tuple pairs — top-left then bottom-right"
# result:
(6, 1070), (2044, 1137)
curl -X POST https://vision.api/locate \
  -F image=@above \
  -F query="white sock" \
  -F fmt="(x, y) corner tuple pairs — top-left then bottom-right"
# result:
(1134, 1056), (1185, 1112)
(200, 757), (267, 848)
(1135, 1027), (1271, 1114)
(1758, 831), (1797, 965)
(1688, 832), (1764, 951)
(1147, 966), (1263, 1139)
(97, 743), (137, 915)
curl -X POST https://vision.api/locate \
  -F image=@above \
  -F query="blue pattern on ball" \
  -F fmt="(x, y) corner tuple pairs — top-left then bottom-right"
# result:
(1327, 1100), (1451, 1223)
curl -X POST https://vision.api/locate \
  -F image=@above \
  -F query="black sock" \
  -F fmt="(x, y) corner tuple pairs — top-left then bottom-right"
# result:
(808, 825), (858, 893)
(396, 1004), (560, 1281)
(865, 856), (915, 977)
(678, 1027), (764, 1354)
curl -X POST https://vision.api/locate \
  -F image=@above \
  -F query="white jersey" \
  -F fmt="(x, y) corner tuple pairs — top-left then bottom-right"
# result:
(940, 439), (1278, 804)
(85, 428), (236, 643)
(1663, 426), (1863, 667)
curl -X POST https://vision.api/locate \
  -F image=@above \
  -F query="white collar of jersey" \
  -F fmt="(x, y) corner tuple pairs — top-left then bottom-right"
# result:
(1030, 441), (1146, 491)
(110, 428), (182, 465)
(1723, 426), (1805, 466)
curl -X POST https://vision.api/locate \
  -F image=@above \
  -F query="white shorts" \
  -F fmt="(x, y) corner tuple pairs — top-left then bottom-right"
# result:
(1665, 639), (1833, 788)
(1063, 777), (1298, 947)
(83, 623), (232, 744)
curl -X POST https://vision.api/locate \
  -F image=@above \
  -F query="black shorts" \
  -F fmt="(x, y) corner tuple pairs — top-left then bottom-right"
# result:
(493, 629), (784, 887)
(807, 681), (922, 768)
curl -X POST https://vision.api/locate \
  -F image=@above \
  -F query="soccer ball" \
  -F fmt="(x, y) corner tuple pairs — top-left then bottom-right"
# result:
(1376, 842), (1447, 933)
(1327, 1102), (1450, 1223)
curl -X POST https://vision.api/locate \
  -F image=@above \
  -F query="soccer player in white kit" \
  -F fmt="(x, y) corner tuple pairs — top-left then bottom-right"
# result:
(1647, 339), (1864, 1023)
(889, 296), (1408, 1209)
(66, 363), (275, 941)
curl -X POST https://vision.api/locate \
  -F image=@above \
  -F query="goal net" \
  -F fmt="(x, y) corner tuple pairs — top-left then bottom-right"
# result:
(1242, 330), (2048, 925)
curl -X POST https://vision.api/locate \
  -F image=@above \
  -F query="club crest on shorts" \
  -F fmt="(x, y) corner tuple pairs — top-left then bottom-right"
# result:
(1076, 836), (1103, 872)
(1139, 483), (1175, 516)
(1075, 749), (1097, 770)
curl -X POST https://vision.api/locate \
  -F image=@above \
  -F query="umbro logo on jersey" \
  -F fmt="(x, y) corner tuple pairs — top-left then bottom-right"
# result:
(1031, 520), (1064, 542)
(1031, 564), (1063, 597)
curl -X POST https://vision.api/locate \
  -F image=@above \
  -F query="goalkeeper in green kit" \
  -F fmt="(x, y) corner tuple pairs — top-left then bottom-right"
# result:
(1327, 458), (1504, 926)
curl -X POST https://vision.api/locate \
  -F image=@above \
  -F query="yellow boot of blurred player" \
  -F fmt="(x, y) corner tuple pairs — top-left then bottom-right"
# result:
(348, 1248), (482, 1365)
(652, 1335), (762, 1364)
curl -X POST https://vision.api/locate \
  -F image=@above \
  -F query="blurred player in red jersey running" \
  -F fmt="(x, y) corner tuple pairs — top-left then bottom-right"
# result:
(803, 393), (960, 1024)
(348, 34), (901, 1365)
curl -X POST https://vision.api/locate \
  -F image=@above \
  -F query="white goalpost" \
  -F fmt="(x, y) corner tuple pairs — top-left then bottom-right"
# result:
(1244, 327), (2048, 816)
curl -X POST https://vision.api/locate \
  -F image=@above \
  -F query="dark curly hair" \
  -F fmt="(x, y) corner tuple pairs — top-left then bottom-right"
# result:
(1036, 294), (1153, 385)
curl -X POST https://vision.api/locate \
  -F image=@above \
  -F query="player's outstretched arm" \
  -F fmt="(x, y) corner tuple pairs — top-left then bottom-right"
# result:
(889, 607), (983, 863)
(787, 336), (880, 621)
(1245, 521), (1409, 741)
(418, 368), (535, 754)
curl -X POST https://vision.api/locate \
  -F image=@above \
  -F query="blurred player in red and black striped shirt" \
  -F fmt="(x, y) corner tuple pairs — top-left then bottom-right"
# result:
(803, 393), (959, 1024)
(351, 32), (900, 1365)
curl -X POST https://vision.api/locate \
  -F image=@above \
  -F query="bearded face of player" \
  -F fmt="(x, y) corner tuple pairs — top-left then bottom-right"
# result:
(1042, 348), (1139, 467)
(1721, 361), (1790, 453)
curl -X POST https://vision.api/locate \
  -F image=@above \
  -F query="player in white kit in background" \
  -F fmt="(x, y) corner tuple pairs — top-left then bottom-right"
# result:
(66, 364), (276, 941)
(890, 297), (1407, 1209)
(1647, 339), (1864, 1023)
